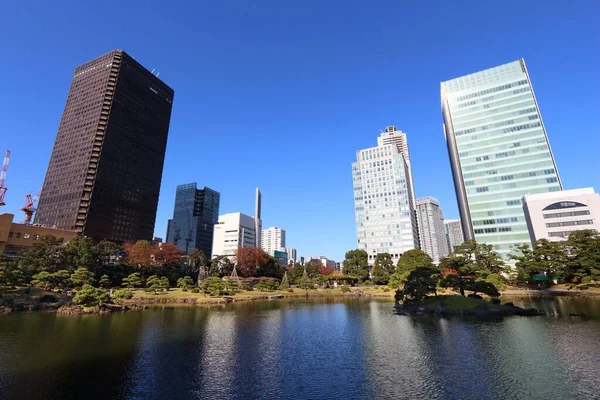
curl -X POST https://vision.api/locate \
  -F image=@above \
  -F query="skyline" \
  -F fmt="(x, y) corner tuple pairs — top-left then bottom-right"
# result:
(1, 1), (599, 261)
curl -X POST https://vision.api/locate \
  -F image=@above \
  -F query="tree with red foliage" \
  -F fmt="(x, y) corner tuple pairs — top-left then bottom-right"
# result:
(319, 264), (335, 276)
(154, 243), (185, 266)
(124, 240), (153, 267)
(236, 247), (269, 277)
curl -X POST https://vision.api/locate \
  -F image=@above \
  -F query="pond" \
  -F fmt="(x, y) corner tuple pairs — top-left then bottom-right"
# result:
(1, 297), (599, 399)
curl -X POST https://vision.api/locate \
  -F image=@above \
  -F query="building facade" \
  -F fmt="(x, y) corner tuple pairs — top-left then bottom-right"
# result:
(166, 183), (220, 257)
(377, 126), (415, 205)
(523, 188), (600, 243)
(441, 59), (562, 258)
(35, 49), (174, 242)
(261, 226), (286, 255)
(352, 129), (419, 265)
(444, 219), (465, 252)
(0, 213), (78, 259)
(212, 213), (258, 259)
(285, 248), (297, 264)
(416, 197), (449, 263)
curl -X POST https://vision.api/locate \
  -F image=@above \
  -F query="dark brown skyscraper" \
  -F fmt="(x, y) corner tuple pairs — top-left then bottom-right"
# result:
(35, 50), (174, 242)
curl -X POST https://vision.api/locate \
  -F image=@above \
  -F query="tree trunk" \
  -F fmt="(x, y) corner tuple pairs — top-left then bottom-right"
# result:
(459, 286), (465, 297)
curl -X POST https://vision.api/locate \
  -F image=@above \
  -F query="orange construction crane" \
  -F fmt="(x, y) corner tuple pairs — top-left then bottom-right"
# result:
(0, 150), (10, 206)
(20, 189), (42, 224)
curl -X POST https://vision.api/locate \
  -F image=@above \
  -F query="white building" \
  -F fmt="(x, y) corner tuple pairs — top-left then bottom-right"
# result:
(522, 188), (600, 243)
(416, 197), (450, 263)
(377, 126), (415, 206)
(444, 219), (465, 252)
(261, 226), (286, 254)
(212, 212), (258, 259)
(352, 128), (419, 265)
(285, 247), (297, 263)
(441, 59), (562, 259)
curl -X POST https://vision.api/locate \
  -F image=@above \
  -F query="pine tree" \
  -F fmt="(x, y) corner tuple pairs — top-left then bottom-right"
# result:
(279, 271), (290, 290)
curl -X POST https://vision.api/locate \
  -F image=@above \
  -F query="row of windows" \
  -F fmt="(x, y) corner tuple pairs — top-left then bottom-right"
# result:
(7, 232), (40, 240)
(473, 217), (518, 226)
(549, 231), (575, 238)
(456, 80), (528, 102)
(546, 220), (593, 228)
(544, 210), (590, 219)
(474, 226), (513, 234)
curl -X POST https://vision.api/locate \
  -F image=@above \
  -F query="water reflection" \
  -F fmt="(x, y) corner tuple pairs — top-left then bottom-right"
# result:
(0, 298), (599, 399)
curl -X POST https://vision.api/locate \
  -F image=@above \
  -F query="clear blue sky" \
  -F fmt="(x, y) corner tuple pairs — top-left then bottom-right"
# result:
(1, 0), (598, 261)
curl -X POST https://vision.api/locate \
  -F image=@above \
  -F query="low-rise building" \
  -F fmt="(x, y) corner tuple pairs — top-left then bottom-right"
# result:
(0, 213), (78, 258)
(522, 188), (600, 243)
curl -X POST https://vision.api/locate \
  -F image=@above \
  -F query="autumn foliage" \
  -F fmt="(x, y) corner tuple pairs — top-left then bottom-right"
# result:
(236, 247), (270, 277)
(124, 241), (184, 267)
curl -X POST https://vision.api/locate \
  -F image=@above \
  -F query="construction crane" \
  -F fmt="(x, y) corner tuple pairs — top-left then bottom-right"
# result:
(0, 150), (10, 206)
(20, 189), (42, 224)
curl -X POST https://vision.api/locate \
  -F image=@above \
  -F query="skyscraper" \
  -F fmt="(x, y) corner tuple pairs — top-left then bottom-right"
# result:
(377, 126), (415, 205)
(35, 50), (174, 242)
(416, 197), (449, 264)
(352, 128), (419, 265)
(444, 219), (465, 252)
(261, 226), (286, 255)
(441, 59), (561, 258)
(166, 183), (220, 257)
(255, 188), (262, 248)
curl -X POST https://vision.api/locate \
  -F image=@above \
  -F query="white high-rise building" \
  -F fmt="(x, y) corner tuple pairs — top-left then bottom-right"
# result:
(522, 188), (600, 243)
(352, 128), (419, 265)
(212, 212), (258, 260)
(441, 59), (562, 259)
(377, 126), (415, 205)
(416, 197), (450, 264)
(285, 248), (297, 263)
(261, 226), (286, 254)
(444, 219), (465, 252)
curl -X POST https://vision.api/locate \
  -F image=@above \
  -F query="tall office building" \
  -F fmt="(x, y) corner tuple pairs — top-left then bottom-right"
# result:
(261, 226), (286, 255)
(212, 213), (259, 259)
(254, 188), (262, 248)
(352, 128), (419, 265)
(35, 50), (174, 242)
(416, 197), (450, 263)
(377, 126), (415, 205)
(166, 183), (220, 257)
(285, 248), (297, 264)
(441, 59), (561, 258)
(444, 219), (465, 252)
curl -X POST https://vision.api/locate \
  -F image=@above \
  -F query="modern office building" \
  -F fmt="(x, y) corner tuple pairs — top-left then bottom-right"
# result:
(166, 183), (220, 257)
(416, 197), (450, 263)
(255, 188), (262, 248)
(441, 59), (562, 258)
(261, 226), (286, 254)
(212, 212), (258, 259)
(377, 126), (415, 205)
(285, 247), (297, 264)
(352, 128), (419, 265)
(444, 219), (465, 252)
(35, 49), (174, 242)
(522, 188), (600, 243)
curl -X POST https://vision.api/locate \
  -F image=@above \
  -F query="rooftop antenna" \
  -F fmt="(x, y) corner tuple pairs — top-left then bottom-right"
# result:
(156, 72), (160, 77)
(151, 68), (155, 74)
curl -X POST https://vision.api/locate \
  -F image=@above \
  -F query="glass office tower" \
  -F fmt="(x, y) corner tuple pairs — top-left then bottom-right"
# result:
(441, 59), (562, 258)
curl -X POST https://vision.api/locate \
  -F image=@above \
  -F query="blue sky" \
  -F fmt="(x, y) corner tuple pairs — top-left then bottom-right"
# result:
(1, 0), (598, 261)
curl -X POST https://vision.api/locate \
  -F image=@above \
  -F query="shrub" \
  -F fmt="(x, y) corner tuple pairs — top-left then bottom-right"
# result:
(199, 277), (226, 296)
(70, 268), (96, 288)
(177, 276), (195, 290)
(99, 274), (112, 288)
(146, 275), (170, 294)
(113, 289), (133, 304)
(581, 276), (593, 284)
(490, 298), (501, 305)
(73, 284), (109, 307)
(254, 280), (279, 292)
(122, 273), (143, 288)
(382, 287), (390, 293)
(341, 286), (351, 293)
(286, 288), (294, 292)
(485, 273), (504, 289)
(191, 288), (200, 293)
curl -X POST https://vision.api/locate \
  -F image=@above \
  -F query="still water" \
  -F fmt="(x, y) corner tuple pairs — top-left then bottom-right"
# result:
(1, 298), (599, 400)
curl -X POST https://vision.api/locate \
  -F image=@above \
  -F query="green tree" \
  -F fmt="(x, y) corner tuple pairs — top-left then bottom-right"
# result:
(469, 280), (500, 297)
(566, 229), (600, 282)
(256, 257), (286, 279)
(254, 280), (279, 291)
(121, 272), (143, 288)
(305, 261), (322, 279)
(62, 237), (98, 272)
(31, 271), (54, 290)
(52, 270), (71, 289)
(199, 277), (226, 296)
(288, 263), (305, 285)
(300, 267), (313, 289)
(510, 240), (569, 287)
(396, 249), (434, 274)
(209, 256), (234, 277)
(372, 253), (394, 284)
(99, 274), (112, 288)
(73, 284), (110, 307)
(70, 267), (95, 288)
(146, 275), (170, 294)
(396, 267), (439, 304)
(189, 249), (208, 282)
(177, 276), (195, 290)
(279, 271), (290, 289)
(19, 236), (65, 275)
(343, 249), (369, 281)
